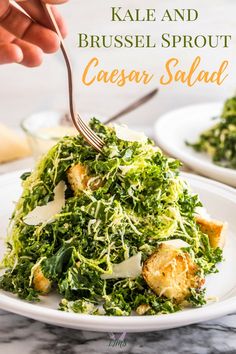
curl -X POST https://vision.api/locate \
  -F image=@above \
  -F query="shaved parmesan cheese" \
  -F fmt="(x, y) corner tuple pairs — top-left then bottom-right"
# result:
(101, 253), (142, 280)
(195, 207), (211, 220)
(24, 181), (66, 226)
(162, 239), (190, 248)
(114, 124), (147, 143)
(119, 165), (134, 174)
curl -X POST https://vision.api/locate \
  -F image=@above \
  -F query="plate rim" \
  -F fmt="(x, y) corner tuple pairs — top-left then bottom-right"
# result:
(0, 170), (236, 332)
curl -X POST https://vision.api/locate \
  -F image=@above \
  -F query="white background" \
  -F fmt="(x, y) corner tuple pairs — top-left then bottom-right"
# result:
(0, 0), (236, 129)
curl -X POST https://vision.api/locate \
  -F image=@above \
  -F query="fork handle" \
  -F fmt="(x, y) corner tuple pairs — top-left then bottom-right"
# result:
(39, 2), (64, 42)
(18, 1), (104, 151)
(38, 2), (71, 71)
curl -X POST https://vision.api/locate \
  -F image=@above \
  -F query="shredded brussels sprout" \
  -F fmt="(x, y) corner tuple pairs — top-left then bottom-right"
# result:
(0, 119), (222, 315)
(187, 96), (236, 169)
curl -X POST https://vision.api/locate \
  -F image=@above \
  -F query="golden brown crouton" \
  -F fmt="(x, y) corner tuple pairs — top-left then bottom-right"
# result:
(33, 266), (51, 294)
(142, 244), (204, 304)
(67, 164), (89, 192)
(196, 216), (226, 249)
(67, 163), (102, 193)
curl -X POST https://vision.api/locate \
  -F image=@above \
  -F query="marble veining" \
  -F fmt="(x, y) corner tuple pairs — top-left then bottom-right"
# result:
(1, 309), (236, 354)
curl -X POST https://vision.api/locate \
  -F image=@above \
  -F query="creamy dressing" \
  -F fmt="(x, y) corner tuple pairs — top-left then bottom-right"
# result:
(38, 126), (77, 139)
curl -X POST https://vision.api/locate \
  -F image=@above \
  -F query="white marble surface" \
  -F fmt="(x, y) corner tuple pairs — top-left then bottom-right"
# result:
(1, 308), (236, 354)
(1, 0), (236, 352)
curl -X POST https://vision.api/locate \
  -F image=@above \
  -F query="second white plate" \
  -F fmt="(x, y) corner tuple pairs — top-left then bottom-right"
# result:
(154, 102), (236, 187)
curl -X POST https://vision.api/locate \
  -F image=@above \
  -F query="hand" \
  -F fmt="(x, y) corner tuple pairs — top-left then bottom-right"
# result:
(0, 0), (68, 67)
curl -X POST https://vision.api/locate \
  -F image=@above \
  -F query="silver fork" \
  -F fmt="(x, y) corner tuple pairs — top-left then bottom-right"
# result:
(39, 3), (104, 153)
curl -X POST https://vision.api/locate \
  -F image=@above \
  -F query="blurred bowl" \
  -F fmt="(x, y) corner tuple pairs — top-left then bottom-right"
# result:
(21, 110), (104, 160)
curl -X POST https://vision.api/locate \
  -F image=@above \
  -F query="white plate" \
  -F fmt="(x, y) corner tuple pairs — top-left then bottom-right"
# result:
(154, 102), (236, 187)
(0, 171), (236, 332)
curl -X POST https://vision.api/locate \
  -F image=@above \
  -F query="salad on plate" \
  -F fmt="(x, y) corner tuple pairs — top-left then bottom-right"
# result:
(0, 119), (226, 316)
(187, 96), (236, 169)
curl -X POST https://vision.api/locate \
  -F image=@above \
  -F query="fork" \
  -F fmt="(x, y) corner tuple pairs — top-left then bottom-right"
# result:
(38, 2), (104, 153)
(105, 88), (159, 124)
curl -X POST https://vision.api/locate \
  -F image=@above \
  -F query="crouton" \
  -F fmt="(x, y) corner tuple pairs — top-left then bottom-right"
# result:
(33, 266), (51, 294)
(142, 244), (204, 303)
(67, 163), (102, 193)
(67, 164), (89, 192)
(196, 216), (226, 249)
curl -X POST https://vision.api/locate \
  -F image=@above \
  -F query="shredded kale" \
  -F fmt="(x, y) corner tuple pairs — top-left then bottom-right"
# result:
(0, 119), (223, 315)
(188, 288), (207, 307)
(187, 96), (236, 169)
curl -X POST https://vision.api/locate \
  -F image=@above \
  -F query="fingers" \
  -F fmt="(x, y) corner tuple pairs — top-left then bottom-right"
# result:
(0, 0), (69, 67)
(0, 37), (43, 67)
(23, 22), (60, 53)
(0, 26), (43, 67)
(42, 0), (69, 3)
(16, 1), (69, 6)
(0, 23), (14, 42)
(0, 42), (23, 64)
(0, 4), (60, 53)
(18, 1), (68, 38)
(13, 38), (43, 67)
(0, 1), (10, 23)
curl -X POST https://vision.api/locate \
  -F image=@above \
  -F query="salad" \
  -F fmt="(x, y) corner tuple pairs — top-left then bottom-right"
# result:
(187, 96), (236, 169)
(0, 120), (225, 316)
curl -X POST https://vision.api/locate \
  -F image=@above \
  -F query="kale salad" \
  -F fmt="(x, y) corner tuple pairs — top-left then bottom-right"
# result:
(0, 120), (224, 316)
(187, 96), (236, 169)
